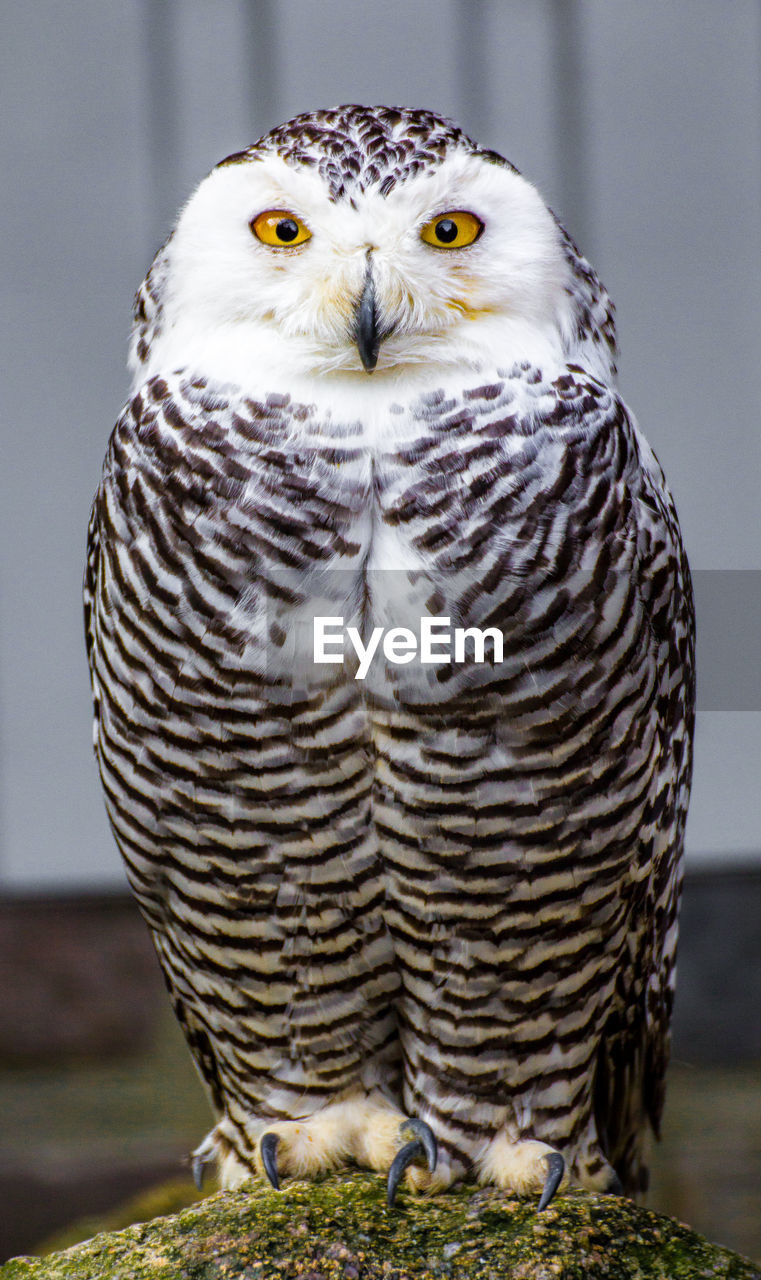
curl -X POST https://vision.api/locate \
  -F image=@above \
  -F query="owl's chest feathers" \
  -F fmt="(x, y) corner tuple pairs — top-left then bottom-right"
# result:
(130, 366), (644, 690)
(213, 369), (634, 605)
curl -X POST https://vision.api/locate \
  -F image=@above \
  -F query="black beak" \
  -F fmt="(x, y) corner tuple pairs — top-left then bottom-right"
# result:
(354, 265), (381, 372)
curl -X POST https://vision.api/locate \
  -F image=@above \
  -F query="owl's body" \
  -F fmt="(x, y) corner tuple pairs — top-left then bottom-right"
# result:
(85, 106), (694, 1203)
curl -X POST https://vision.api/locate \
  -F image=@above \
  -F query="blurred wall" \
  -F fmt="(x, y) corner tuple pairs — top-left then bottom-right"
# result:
(1, 0), (760, 890)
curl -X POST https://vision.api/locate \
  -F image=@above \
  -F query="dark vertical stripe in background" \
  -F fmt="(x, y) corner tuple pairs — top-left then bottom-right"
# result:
(243, 0), (279, 140)
(142, 0), (181, 246)
(454, 0), (490, 140)
(549, 0), (590, 250)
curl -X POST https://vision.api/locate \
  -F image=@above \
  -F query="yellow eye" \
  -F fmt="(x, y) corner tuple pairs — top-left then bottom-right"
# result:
(420, 211), (483, 249)
(250, 210), (312, 247)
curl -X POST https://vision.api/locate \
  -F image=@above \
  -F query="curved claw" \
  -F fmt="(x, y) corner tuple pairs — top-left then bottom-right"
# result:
(190, 1132), (217, 1190)
(387, 1138), (425, 1208)
(537, 1151), (565, 1211)
(400, 1118), (438, 1173)
(607, 1170), (624, 1196)
(260, 1131), (281, 1190)
(191, 1152), (206, 1190)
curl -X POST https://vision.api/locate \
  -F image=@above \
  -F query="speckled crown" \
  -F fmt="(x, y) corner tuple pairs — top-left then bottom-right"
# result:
(217, 103), (511, 200)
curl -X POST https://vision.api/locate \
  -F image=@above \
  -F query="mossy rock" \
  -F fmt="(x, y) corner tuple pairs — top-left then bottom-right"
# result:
(3, 1173), (760, 1279)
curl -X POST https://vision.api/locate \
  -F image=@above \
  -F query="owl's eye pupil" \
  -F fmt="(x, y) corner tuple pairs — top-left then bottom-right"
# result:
(276, 219), (299, 243)
(435, 219), (458, 244)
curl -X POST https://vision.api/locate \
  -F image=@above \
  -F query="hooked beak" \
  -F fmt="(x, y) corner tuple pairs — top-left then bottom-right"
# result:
(354, 262), (381, 372)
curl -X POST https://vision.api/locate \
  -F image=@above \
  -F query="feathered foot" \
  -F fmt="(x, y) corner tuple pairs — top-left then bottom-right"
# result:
(252, 1092), (437, 1206)
(478, 1133), (568, 1211)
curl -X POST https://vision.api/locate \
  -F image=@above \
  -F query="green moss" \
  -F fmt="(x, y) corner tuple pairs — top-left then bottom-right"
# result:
(3, 1174), (760, 1280)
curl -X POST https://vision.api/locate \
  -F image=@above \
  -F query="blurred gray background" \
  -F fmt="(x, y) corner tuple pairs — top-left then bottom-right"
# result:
(0, 0), (759, 1264)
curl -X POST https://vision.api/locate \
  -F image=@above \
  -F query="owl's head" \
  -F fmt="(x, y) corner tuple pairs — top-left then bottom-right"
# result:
(132, 106), (583, 388)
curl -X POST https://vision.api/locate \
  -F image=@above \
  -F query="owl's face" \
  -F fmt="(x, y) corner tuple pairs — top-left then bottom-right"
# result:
(147, 107), (573, 387)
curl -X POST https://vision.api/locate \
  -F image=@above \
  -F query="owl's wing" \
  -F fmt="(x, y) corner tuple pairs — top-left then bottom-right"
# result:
(84, 373), (392, 1129)
(85, 369), (371, 912)
(153, 930), (226, 1112)
(593, 446), (695, 1193)
(83, 497), (102, 737)
(373, 368), (695, 1196)
(83, 501), (99, 664)
(85, 445), (231, 1103)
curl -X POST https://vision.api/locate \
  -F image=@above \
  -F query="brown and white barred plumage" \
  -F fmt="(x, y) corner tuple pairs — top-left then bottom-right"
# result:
(85, 105), (694, 1200)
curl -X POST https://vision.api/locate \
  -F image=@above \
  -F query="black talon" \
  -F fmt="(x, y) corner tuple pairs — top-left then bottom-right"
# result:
(607, 1170), (624, 1196)
(400, 1118), (438, 1172)
(260, 1132), (281, 1190)
(191, 1153), (206, 1190)
(387, 1138), (425, 1207)
(537, 1152), (565, 1211)
(387, 1117), (438, 1207)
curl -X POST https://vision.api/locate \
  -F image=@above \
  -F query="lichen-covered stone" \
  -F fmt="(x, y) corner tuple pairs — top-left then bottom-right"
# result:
(3, 1174), (760, 1280)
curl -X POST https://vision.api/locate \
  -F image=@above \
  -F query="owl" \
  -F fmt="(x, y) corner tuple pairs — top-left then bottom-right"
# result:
(84, 105), (694, 1210)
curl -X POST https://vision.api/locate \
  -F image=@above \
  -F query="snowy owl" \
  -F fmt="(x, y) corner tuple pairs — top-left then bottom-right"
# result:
(84, 104), (694, 1210)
